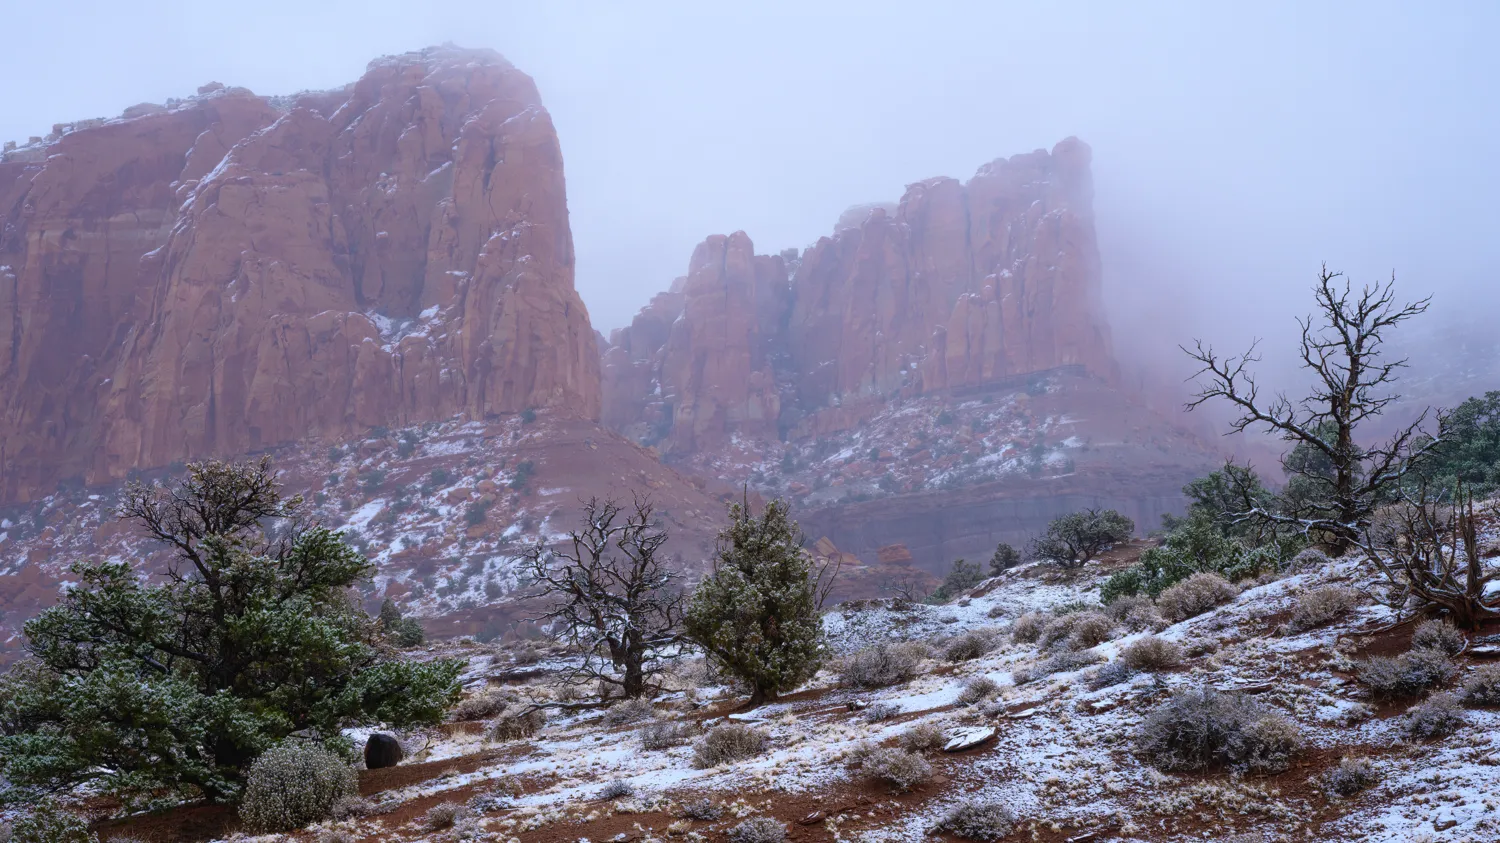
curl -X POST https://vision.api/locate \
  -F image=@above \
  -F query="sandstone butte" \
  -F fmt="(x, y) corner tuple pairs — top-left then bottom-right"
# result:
(601, 137), (1117, 456)
(0, 45), (600, 503)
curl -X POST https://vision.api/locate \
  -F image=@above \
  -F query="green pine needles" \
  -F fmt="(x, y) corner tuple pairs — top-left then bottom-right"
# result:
(685, 498), (838, 706)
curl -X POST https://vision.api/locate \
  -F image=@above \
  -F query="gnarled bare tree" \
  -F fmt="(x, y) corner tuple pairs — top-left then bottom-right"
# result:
(1361, 482), (1500, 628)
(521, 495), (685, 699)
(1184, 267), (1446, 553)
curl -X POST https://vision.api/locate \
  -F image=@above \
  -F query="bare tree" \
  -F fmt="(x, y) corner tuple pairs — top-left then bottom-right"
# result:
(1360, 482), (1500, 628)
(1184, 267), (1445, 553)
(521, 495), (685, 699)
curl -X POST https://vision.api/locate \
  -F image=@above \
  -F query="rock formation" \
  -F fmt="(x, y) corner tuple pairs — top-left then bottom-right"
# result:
(602, 138), (1115, 454)
(0, 46), (599, 502)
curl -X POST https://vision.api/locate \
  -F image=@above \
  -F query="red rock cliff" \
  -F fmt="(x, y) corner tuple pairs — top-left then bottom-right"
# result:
(0, 46), (600, 502)
(603, 138), (1115, 453)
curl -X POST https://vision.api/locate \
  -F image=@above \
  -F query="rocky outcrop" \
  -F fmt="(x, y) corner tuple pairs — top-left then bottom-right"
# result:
(0, 46), (599, 502)
(602, 138), (1114, 454)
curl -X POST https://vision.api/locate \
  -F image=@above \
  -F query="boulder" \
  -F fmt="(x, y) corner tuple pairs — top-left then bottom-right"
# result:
(364, 733), (404, 769)
(943, 726), (996, 752)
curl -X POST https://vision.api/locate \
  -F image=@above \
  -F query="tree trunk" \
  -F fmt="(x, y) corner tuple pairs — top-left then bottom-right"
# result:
(747, 684), (778, 708)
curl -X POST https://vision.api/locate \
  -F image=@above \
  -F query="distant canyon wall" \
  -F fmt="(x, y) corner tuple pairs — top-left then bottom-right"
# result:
(0, 46), (600, 502)
(601, 138), (1116, 454)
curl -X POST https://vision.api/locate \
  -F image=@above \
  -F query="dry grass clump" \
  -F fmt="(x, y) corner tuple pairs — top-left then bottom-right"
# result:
(314, 830), (357, 843)
(1402, 692), (1467, 740)
(422, 802), (466, 831)
(1356, 647), (1457, 699)
(640, 720), (696, 750)
(598, 780), (635, 799)
(1321, 755), (1379, 797)
(1155, 573), (1238, 623)
(239, 743), (358, 832)
(1136, 686), (1302, 773)
(1014, 649), (1103, 685)
(1121, 636), (1184, 671)
(840, 641), (928, 688)
(931, 797), (1017, 841)
(863, 702), (902, 723)
(899, 722), (947, 752)
(1410, 619), (1467, 656)
(452, 687), (510, 721)
(860, 747), (932, 791)
(1084, 660), (1136, 690)
(956, 676), (1000, 705)
(490, 707), (547, 740)
(512, 642), (544, 665)
(691, 723), (769, 768)
(1011, 612), (1049, 643)
(679, 798), (723, 820)
(1286, 586), (1361, 632)
(727, 817), (786, 843)
(330, 796), (375, 820)
(604, 697), (657, 726)
(1461, 664), (1500, 706)
(1063, 611), (1118, 649)
(943, 628), (1001, 662)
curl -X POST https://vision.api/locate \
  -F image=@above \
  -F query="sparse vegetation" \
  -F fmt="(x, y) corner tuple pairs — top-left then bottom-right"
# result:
(692, 723), (769, 768)
(685, 498), (837, 706)
(1136, 686), (1302, 774)
(1121, 635), (1184, 671)
(1030, 509), (1134, 567)
(1402, 692), (1466, 739)
(603, 697), (658, 726)
(860, 746), (932, 791)
(4, 801), (95, 843)
(1062, 611), (1117, 649)
(453, 688), (509, 721)
(1011, 611), (1049, 643)
(1322, 755), (1380, 797)
(1356, 647), (1457, 699)
(929, 558), (985, 603)
(944, 628), (998, 662)
(956, 676), (1000, 705)
(598, 780), (635, 800)
(1286, 586), (1361, 632)
(840, 641), (927, 688)
(1155, 572), (1239, 622)
(1101, 515), (1285, 605)
(1460, 664), (1500, 706)
(422, 802), (466, 830)
(899, 722), (947, 752)
(1410, 619), (1466, 656)
(640, 720), (695, 750)
(932, 797), (1017, 841)
(1086, 660), (1137, 690)
(989, 542), (1021, 574)
(863, 702), (902, 722)
(239, 744), (358, 832)
(727, 817), (786, 843)
(680, 798), (723, 820)
(490, 708), (546, 741)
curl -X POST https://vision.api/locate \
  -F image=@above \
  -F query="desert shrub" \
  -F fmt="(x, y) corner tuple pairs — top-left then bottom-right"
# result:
(728, 817), (786, 843)
(1286, 586), (1361, 632)
(956, 676), (1000, 705)
(1064, 612), (1118, 649)
(1136, 687), (1301, 773)
(1100, 515), (1286, 604)
(680, 798), (723, 820)
(863, 702), (902, 723)
(1460, 664), (1500, 706)
(1322, 756), (1379, 797)
(453, 688), (509, 721)
(932, 797), (1017, 841)
(331, 796), (376, 820)
(1121, 636), (1184, 671)
(378, 593), (427, 648)
(315, 831), (357, 843)
(469, 787), (515, 813)
(640, 720), (695, 750)
(423, 802), (466, 830)
(1030, 509), (1134, 567)
(1105, 594), (1164, 632)
(989, 542), (1021, 574)
(239, 743), (358, 832)
(899, 722), (947, 752)
(1155, 573), (1238, 622)
(1087, 660), (1136, 690)
(599, 780), (635, 799)
(1288, 546), (1332, 572)
(490, 708), (546, 740)
(929, 558), (987, 603)
(604, 697), (658, 726)
(1011, 612), (1049, 643)
(692, 723), (769, 768)
(1410, 619), (1467, 656)
(862, 747), (932, 791)
(1402, 693), (1467, 739)
(1016, 649), (1104, 685)
(1356, 648), (1457, 699)
(944, 629), (998, 662)
(512, 643), (543, 665)
(6, 802), (96, 843)
(841, 641), (927, 688)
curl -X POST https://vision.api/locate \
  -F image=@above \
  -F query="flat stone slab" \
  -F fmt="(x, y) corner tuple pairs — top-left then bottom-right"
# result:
(943, 726), (997, 752)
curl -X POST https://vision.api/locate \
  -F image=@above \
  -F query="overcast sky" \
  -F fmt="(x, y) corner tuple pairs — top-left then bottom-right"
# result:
(4, 1), (1496, 391)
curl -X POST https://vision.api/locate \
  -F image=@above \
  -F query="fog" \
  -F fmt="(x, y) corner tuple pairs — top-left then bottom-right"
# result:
(4, 1), (1497, 409)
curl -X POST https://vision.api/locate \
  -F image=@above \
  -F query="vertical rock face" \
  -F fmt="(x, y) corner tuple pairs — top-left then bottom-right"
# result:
(601, 138), (1115, 453)
(0, 46), (600, 501)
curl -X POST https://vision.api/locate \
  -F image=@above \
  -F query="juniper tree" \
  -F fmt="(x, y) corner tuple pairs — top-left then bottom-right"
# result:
(0, 458), (462, 806)
(1184, 267), (1445, 553)
(1030, 509), (1134, 568)
(521, 496), (685, 699)
(685, 497), (838, 707)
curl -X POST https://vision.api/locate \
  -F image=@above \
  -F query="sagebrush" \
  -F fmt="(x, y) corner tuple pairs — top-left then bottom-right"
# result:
(238, 743), (358, 832)
(692, 723), (768, 768)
